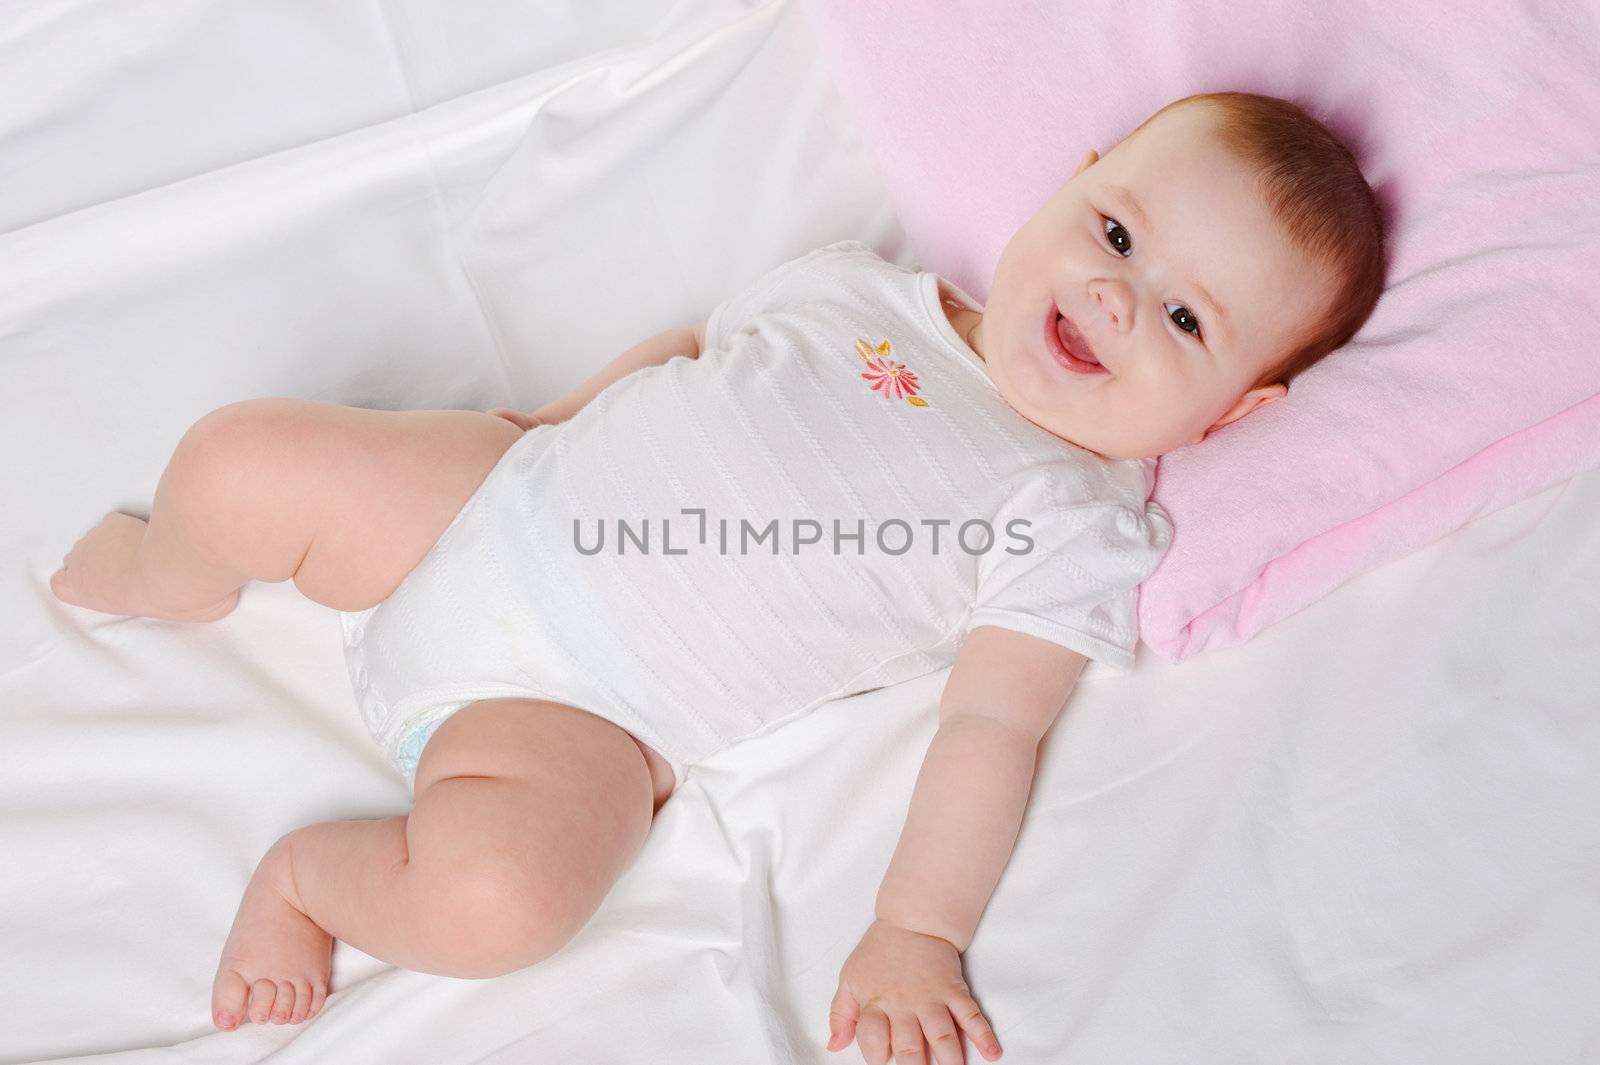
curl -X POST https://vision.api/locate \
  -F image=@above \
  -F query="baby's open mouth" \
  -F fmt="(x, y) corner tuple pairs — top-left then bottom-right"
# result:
(1046, 306), (1107, 374)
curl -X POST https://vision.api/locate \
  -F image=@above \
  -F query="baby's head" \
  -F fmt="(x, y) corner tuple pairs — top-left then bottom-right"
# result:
(960, 91), (1387, 461)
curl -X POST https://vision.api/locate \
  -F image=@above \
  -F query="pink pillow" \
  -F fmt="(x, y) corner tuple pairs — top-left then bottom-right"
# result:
(798, 0), (1600, 661)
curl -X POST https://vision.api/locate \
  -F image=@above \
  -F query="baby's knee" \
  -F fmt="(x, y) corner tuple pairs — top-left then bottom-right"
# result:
(170, 399), (315, 502)
(160, 399), (327, 578)
(419, 858), (583, 979)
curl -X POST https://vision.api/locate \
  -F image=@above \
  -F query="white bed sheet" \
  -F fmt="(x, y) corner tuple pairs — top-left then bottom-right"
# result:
(3, 2), (1596, 1063)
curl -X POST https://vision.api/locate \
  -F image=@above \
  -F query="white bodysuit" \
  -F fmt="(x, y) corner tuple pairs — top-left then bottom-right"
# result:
(339, 240), (1174, 792)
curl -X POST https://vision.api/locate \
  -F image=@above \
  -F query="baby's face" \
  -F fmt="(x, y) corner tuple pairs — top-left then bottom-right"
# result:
(962, 103), (1335, 461)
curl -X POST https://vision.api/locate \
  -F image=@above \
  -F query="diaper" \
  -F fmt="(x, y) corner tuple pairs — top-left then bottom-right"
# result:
(337, 426), (691, 797)
(381, 706), (466, 787)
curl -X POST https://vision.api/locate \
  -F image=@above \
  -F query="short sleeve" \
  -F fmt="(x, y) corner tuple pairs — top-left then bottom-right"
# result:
(703, 240), (878, 352)
(967, 478), (1173, 673)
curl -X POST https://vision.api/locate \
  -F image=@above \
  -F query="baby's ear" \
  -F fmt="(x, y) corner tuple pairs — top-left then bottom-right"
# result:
(1207, 382), (1289, 437)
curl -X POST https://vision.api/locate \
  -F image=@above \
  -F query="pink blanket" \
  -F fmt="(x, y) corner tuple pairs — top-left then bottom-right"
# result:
(799, 0), (1600, 661)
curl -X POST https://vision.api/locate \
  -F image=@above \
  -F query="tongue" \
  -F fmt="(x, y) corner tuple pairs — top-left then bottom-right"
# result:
(1057, 316), (1099, 364)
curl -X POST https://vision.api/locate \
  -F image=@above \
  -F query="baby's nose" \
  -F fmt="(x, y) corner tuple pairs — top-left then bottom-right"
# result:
(1097, 290), (1119, 327)
(1097, 287), (1132, 331)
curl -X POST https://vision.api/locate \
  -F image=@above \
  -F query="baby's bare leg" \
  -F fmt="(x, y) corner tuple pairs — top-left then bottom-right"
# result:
(212, 697), (658, 1029)
(50, 398), (524, 618)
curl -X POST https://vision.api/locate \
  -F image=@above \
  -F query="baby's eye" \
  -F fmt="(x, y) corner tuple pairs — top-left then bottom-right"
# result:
(1166, 302), (1203, 339)
(1099, 213), (1206, 342)
(1102, 216), (1132, 257)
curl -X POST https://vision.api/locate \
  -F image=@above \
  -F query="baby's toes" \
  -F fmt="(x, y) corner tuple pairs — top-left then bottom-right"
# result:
(211, 969), (248, 1031)
(307, 980), (328, 1020)
(50, 549), (82, 593)
(269, 980), (295, 1024)
(286, 979), (311, 1023)
(248, 978), (277, 1024)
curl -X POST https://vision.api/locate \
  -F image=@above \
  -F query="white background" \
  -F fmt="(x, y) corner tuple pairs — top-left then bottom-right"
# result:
(3, 2), (1596, 1062)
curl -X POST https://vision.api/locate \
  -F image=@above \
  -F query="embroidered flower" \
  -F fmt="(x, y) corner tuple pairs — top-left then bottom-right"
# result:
(855, 338), (930, 407)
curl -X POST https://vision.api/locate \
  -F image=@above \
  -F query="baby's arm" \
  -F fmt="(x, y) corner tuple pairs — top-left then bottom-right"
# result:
(827, 625), (1088, 1060)
(490, 320), (706, 429)
(875, 625), (1088, 950)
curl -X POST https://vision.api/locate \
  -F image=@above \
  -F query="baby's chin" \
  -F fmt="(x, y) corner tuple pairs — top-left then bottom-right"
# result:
(993, 383), (1108, 457)
(1000, 390), (1156, 461)
(991, 359), (1173, 460)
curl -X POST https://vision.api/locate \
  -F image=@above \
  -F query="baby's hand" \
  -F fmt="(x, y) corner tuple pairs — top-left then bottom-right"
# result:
(826, 918), (1002, 1065)
(486, 407), (545, 432)
(483, 404), (553, 428)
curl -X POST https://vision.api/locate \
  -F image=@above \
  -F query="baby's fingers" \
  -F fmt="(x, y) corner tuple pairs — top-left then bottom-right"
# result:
(917, 1005), (965, 1065)
(486, 407), (540, 431)
(947, 991), (1002, 1061)
(827, 984), (861, 1053)
(857, 1007), (892, 1065)
(888, 1008), (927, 1065)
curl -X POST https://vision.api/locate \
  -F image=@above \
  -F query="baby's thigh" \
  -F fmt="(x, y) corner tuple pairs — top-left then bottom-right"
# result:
(252, 401), (524, 611)
(411, 698), (658, 939)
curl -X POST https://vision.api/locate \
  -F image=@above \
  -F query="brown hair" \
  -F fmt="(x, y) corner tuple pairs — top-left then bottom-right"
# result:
(1131, 92), (1388, 391)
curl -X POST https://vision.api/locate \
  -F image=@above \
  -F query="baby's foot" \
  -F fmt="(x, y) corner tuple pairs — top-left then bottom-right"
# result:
(211, 837), (332, 1030)
(49, 511), (239, 622)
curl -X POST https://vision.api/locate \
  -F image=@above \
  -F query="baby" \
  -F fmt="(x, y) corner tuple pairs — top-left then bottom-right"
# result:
(49, 90), (1384, 1061)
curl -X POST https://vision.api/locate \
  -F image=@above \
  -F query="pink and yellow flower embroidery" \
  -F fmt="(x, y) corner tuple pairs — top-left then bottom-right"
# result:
(855, 338), (929, 407)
